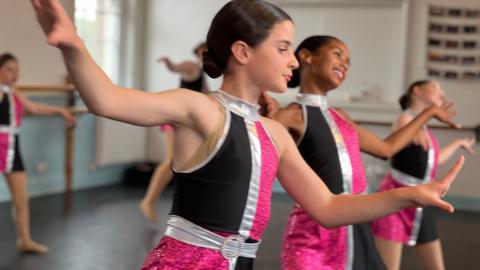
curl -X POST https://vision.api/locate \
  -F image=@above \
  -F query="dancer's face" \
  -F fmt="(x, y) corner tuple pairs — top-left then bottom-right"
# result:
(0, 59), (19, 86)
(247, 20), (299, 93)
(415, 81), (447, 107)
(308, 40), (350, 91)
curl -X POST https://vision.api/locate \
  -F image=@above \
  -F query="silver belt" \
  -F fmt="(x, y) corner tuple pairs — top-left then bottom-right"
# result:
(0, 126), (20, 134)
(390, 169), (427, 186)
(164, 215), (260, 260)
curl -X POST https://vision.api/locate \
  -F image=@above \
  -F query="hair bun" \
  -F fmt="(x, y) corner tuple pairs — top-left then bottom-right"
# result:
(288, 68), (300, 88)
(202, 51), (223, 79)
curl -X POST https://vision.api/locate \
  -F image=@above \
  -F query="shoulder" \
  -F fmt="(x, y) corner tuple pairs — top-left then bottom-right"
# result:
(393, 111), (415, 130)
(275, 103), (302, 122)
(260, 116), (296, 157)
(332, 107), (354, 124)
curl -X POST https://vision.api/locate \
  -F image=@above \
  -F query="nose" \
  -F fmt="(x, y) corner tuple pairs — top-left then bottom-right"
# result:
(289, 52), (299, 70)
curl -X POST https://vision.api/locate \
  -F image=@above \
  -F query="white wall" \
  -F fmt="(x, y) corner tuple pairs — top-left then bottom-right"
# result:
(0, 0), (73, 84)
(405, 0), (480, 126)
(144, 0), (225, 92)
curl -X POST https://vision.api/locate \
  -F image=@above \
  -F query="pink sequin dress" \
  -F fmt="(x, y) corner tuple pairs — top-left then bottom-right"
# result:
(141, 91), (278, 270)
(0, 86), (24, 173)
(281, 94), (385, 270)
(371, 128), (439, 246)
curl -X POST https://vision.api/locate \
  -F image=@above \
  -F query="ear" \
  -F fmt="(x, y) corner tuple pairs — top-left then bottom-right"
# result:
(412, 85), (422, 97)
(297, 48), (313, 65)
(230, 41), (251, 65)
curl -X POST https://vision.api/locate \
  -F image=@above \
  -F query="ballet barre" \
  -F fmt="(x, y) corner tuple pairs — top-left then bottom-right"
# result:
(356, 120), (480, 143)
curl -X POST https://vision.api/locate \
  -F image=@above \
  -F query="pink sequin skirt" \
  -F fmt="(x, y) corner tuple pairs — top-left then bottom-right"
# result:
(141, 236), (229, 270)
(281, 206), (347, 270)
(370, 173), (417, 245)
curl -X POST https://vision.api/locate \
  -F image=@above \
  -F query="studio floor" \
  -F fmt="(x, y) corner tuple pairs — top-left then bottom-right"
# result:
(1, 183), (480, 270)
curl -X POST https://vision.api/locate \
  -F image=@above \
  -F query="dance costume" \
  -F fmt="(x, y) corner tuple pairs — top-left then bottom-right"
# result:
(281, 93), (385, 270)
(371, 115), (439, 246)
(142, 90), (278, 270)
(0, 85), (24, 173)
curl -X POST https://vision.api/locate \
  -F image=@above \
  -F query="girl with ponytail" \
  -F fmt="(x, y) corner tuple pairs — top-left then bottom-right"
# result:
(372, 80), (475, 270)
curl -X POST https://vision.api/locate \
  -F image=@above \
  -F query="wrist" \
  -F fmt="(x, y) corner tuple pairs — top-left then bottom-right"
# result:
(392, 187), (413, 210)
(425, 106), (437, 118)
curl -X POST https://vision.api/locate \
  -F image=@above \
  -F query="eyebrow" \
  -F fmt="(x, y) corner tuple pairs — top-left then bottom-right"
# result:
(277, 40), (292, 46)
(333, 47), (351, 65)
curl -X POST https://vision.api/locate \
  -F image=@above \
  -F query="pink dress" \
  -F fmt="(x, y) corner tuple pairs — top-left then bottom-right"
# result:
(0, 87), (24, 173)
(371, 129), (439, 246)
(141, 91), (278, 270)
(281, 94), (385, 270)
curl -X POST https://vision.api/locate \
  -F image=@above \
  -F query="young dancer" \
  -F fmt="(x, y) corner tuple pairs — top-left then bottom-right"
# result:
(0, 52), (76, 254)
(371, 80), (475, 270)
(32, 1), (464, 269)
(270, 36), (461, 270)
(140, 43), (208, 223)
(157, 42), (209, 93)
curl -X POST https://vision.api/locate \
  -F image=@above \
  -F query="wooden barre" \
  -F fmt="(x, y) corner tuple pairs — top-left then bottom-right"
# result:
(17, 84), (75, 92)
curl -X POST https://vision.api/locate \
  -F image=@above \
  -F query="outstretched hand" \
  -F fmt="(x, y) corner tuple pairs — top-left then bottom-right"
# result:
(433, 101), (460, 129)
(31, 0), (80, 49)
(409, 155), (464, 213)
(61, 109), (77, 128)
(458, 137), (476, 155)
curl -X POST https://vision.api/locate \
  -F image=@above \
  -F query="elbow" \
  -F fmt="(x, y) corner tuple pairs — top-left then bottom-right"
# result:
(315, 214), (341, 229)
(88, 102), (111, 118)
(380, 148), (395, 160)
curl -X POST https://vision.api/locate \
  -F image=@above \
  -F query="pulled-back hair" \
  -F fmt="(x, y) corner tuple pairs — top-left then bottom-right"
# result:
(0, 53), (16, 68)
(399, 80), (432, 110)
(287, 35), (341, 88)
(203, 0), (292, 78)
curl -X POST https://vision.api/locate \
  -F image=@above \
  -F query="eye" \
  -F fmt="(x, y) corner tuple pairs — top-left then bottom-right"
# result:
(278, 48), (288, 54)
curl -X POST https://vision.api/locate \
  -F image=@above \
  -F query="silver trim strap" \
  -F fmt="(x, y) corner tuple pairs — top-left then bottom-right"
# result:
(408, 127), (435, 246)
(389, 118), (436, 246)
(164, 215), (260, 269)
(172, 108), (231, 174)
(211, 90), (265, 269)
(296, 93), (354, 270)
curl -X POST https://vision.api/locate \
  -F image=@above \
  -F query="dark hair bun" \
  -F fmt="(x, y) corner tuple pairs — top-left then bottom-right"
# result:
(288, 68), (300, 88)
(398, 94), (409, 110)
(202, 51), (223, 78)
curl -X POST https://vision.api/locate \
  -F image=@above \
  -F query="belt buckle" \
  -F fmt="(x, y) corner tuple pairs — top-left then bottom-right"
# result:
(220, 235), (244, 259)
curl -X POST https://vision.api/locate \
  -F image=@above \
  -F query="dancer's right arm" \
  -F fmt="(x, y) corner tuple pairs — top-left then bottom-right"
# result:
(263, 118), (464, 228)
(31, 0), (210, 127)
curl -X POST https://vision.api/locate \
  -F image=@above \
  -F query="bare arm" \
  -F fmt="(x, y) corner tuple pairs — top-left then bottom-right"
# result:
(14, 89), (76, 127)
(268, 119), (464, 228)
(354, 104), (457, 159)
(32, 0), (209, 128)
(439, 137), (476, 165)
(157, 57), (200, 80)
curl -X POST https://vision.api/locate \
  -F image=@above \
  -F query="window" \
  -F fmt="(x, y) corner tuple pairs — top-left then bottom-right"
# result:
(75, 0), (122, 83)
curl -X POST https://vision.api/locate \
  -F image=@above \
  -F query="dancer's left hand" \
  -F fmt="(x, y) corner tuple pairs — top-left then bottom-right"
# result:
(407, 155), (464, 213)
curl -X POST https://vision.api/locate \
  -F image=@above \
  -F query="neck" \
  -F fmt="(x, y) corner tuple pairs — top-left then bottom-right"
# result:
(409, 102), (427, 115)
(219, 73), (261, 104)
(299, 72), (328, 96)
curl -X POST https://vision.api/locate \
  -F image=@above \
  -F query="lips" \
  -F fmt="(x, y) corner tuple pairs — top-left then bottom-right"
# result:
(283, 75), (292, 82)
(333, 68), (345, 80)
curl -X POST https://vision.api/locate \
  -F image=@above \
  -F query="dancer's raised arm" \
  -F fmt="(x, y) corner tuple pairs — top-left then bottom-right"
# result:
(32, 0), (212, 127)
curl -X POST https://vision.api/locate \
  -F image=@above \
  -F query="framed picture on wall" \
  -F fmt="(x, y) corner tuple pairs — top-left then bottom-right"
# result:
(426, 4), (480, 81)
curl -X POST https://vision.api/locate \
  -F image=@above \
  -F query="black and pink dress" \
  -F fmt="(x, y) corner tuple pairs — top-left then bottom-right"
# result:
(141, 90), (278, 270)
(0, 85), (24, 173)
